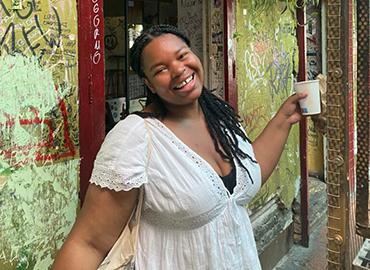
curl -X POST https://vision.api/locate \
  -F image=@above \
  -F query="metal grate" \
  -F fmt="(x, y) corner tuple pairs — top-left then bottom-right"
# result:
(353, 239), (370, 269)
(355, 0), (370, 238)
(326, 1), (347, 268)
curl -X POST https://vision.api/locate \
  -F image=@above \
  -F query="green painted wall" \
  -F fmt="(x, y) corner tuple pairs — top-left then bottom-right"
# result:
(235, 1), (300, 212)
(0, 1), (79, 269)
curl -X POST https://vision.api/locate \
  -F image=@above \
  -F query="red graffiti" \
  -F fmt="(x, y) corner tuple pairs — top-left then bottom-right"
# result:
(242, 106), (268, 134)
(0, 86), (76, 168)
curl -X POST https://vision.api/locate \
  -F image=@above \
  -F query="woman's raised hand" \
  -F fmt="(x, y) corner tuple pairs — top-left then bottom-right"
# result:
(276, 92), (308, 126)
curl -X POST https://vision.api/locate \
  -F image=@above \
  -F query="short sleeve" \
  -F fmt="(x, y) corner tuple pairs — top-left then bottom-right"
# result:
(89, 114), (149, 191)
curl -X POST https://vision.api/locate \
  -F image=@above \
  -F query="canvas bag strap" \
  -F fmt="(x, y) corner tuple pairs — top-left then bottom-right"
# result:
(97, 119), (153, 269)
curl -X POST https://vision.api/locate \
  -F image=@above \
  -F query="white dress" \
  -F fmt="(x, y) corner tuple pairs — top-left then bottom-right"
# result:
(90, 114), (262, 270)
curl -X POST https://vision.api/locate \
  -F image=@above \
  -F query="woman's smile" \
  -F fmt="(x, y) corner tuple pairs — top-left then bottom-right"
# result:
(173, 73), (195, 91)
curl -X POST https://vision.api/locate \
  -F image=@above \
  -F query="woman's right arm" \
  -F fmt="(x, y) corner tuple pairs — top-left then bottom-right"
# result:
(52, 184), (139, 270)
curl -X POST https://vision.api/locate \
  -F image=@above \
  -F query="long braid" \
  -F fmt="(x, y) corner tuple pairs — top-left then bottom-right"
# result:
(199, 89), (257, 183)
(129, 24), (257, 183)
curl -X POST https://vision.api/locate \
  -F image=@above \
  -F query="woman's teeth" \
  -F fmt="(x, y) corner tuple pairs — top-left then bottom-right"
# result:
(174, 74), (194, 89)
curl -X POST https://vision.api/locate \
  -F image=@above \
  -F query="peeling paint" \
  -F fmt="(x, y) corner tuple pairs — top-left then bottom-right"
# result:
(0, 0), (79, 269)
(0, 55), (68, 120)
(0, 160), (79, 269)
(0, 54), (75, 169)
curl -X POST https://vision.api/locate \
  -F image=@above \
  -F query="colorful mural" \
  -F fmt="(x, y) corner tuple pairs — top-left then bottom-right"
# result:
(0, 0), (79, 269)
(235, 1), (299, 211)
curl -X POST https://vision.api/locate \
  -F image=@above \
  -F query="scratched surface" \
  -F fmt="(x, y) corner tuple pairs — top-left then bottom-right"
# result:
(208, 0), (224, 97)
(235, 1), (300, 211)
(177, 0), (203, 62)
(0, 0), (79, 269)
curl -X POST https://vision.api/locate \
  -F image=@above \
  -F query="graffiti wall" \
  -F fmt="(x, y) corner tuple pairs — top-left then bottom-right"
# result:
(235, 2), (299, 211)
(177, 0), (203, 62)
(208, 0), (224, 97)
(0, 0), (79, 269)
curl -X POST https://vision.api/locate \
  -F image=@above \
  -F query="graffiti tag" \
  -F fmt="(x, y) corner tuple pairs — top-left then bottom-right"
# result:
(0, 0), (62, 58)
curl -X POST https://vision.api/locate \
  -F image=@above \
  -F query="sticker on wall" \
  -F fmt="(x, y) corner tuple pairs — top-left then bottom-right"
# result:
(11, 0), (22, 9)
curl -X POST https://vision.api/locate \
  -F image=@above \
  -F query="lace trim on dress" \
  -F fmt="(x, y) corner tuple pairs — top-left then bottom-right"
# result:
(233, 157), (261, 205)
(142, 204), (225, 230)
(90, 165), (148, 192)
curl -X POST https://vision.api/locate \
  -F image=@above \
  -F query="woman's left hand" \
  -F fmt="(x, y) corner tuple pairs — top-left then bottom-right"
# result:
(276, 92), (308, 126)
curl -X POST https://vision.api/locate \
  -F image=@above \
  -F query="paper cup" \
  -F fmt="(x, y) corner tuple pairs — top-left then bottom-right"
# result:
(294, 80), (321, 115)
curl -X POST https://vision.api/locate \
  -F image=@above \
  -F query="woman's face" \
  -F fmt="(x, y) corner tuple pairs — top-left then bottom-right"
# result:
(141, 34), (204, 107)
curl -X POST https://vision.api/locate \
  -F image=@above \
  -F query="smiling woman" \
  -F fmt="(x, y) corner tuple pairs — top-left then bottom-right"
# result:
(52, 24), (308, 270)
(141, 33), (204, 107)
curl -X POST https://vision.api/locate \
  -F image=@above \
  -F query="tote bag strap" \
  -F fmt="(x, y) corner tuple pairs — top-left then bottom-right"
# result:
(97, 118), (153, 270)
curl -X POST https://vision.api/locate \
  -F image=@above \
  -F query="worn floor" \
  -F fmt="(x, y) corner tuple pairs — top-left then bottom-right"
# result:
(273, 177), (328, 270)
(273, 215), (327, 270)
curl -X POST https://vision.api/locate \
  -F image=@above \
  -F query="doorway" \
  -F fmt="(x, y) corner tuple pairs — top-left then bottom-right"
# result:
(78, 0), (219, 201)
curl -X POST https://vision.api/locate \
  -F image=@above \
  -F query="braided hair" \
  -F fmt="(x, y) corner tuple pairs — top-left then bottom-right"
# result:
(129, 24), (257, 181)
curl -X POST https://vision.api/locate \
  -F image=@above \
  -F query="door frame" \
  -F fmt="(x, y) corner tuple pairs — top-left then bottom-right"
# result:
(78, 0), (106, 203)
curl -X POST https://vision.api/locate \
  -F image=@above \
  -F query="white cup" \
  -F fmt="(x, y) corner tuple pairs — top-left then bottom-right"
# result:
(294, 79), (321, 115)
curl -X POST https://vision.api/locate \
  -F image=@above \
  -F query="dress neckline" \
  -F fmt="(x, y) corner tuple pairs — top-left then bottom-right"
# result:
(219, 164), (236, 195)
(148, 117), (238, 197)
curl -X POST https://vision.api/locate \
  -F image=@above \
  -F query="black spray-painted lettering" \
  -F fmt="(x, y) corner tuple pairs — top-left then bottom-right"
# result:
(22, 26), (41, 55)
(0, 23), (15, 54)
(0, 1), (62, 55)
(34, 7), (61, 48)
(14, 1), (34, 20)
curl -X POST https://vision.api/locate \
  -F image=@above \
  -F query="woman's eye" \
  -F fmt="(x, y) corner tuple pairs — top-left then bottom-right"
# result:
(155, 67), (167, 75)
(179, 52), (188, 59)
